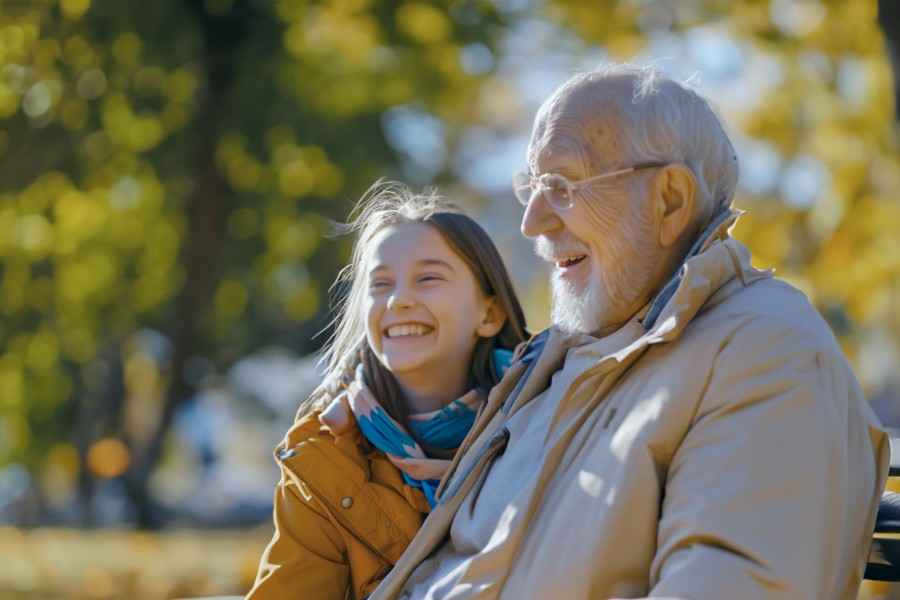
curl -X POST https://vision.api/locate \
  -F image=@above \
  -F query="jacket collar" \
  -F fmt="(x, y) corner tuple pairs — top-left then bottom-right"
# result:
(643, 207), (743, 330)
(640, 207), (771, 343)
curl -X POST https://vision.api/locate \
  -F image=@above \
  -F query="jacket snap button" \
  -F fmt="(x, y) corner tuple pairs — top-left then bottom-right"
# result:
(341, 496), (353, 509)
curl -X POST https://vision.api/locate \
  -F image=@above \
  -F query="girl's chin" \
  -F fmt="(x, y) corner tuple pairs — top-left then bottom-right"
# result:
(380, 353), (435, 375)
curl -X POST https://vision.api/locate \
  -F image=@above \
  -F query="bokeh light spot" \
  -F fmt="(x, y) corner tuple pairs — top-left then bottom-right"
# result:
(61, 0), (92, 20)
(87, 438), (130, 479)
(396, 3), (451, 44)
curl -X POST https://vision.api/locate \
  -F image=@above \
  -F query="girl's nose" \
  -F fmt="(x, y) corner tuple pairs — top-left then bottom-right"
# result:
(387, 291), (415, 310)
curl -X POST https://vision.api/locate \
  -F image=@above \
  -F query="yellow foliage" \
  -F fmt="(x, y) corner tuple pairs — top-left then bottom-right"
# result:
(214, 278), (249, 319)
(16, 213), (54, 259)
(0, 83), (19, 118)
(63, 34), (99, 70)
(112, 32), (142, 67)
(0, 354), (25, 411)
(166, 67), (197, 104)
(285, 281), (320, 321)
(60, 325), (97, 363)
(264, 214), (319, 260)
(396, 3), (452, 45)
(25, 329), (60, 373)
(275, 0), (307, 22)
(27, 276), (53, 312)
(34, 38), (62, 69)
(286, 10), (380, 68)
(217, 133), (266, 192)
(60, 97), (88, 130)
(0, 25), (28, 58)
(42, 442), (80, 502)
(1, 259), (30, 313)
(60, 0), (92, 21)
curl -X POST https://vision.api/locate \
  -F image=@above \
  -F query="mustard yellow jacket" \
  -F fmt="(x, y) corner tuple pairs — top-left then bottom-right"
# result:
(246, 411), (430, 600)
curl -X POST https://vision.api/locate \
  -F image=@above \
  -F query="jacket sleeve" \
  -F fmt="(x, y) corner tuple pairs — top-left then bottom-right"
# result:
(633, 319), (888, 600)
(246, 468), (350, 600)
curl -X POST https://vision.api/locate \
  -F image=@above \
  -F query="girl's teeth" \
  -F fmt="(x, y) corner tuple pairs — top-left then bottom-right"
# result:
(387, 324), (432, 338)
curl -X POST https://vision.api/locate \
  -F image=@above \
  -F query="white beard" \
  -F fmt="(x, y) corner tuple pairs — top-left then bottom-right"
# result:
(536, 223), (659, 336)
(550, 268), (608, 334)
(535, 234), (611, 335)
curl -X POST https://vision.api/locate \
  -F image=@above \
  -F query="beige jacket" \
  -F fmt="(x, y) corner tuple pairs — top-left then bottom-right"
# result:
(371, 214), (890, 600)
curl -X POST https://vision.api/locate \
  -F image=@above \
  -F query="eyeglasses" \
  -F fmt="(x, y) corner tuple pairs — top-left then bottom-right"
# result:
(512, 162), (668, 211)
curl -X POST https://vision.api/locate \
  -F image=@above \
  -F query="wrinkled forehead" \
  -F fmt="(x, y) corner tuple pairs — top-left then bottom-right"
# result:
(527, 78), (634, 175)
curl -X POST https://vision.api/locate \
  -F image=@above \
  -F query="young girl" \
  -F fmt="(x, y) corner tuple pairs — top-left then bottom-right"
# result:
(247, 181), (529, 600)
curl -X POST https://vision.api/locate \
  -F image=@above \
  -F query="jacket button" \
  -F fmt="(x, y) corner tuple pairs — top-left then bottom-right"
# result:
(341, 496), (353, 509)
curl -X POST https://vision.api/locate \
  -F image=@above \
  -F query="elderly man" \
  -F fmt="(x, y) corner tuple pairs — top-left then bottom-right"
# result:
(371, 65), (890, 600)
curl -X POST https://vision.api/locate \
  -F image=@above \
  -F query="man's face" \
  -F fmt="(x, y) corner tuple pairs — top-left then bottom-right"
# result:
(520, 108), (662, 335)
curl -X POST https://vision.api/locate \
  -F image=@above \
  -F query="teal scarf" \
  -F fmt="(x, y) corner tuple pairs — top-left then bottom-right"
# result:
(347, 348), (514, 507)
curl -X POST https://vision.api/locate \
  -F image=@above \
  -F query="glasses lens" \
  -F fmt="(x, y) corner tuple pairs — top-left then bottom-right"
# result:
(540, 174), (572, 209)
(512, 172), (534, 206)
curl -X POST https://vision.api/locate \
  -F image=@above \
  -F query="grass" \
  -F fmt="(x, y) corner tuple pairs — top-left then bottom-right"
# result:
(0, 526), (271, 600)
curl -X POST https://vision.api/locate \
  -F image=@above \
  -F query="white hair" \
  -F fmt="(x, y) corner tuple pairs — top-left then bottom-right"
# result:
(532, 64), (739, 218)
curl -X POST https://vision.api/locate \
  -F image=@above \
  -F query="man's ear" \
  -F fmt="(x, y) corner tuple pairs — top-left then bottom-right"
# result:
(476, 297), (507, 338)
(652, 164), (697, 248)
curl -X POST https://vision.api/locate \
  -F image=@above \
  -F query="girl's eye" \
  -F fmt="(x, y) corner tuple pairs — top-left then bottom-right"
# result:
(370, 280), (391, 290)
(418, 275), (444, 283)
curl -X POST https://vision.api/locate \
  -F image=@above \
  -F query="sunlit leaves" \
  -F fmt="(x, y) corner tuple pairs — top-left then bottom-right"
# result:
(273, 143), (343, 199)
(214, 279), (249, 320)
(60, 0), (92, 22)
(101, 94), (163, 152)
(397, 3), (452, 45)
(216, 134), (264, 193)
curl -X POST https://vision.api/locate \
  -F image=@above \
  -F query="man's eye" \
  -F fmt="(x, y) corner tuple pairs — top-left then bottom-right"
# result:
(370, 280), (391, 289)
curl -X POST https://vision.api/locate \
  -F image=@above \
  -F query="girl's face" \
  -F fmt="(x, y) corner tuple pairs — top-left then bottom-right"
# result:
(364, 222), (503, 380)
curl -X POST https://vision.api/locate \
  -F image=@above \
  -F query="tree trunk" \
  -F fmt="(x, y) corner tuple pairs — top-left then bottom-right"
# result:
(879, 0), (900, 123)
(123, 0), (250, 528)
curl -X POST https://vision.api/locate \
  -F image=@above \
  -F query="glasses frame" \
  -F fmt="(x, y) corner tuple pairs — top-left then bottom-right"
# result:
(513, 162), (669, 211)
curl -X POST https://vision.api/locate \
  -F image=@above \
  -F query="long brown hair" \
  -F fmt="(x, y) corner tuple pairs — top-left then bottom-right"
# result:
(301, 180), (529, 445)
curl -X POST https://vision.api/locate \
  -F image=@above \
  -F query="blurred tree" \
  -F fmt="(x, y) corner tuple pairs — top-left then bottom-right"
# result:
(0, 0), (504, 527)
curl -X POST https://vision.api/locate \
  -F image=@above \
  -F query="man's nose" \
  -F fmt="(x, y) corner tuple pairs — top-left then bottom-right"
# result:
(520, 190), (563, 238)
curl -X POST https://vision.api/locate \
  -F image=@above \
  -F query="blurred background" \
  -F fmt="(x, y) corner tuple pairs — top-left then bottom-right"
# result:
(0, 0), (898, 598)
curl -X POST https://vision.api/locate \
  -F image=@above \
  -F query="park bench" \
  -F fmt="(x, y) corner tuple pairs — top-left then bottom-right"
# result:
(865, 433), (900, 582)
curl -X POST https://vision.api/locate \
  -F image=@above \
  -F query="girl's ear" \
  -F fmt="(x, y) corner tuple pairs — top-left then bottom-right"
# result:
(476, 297), (507, 338)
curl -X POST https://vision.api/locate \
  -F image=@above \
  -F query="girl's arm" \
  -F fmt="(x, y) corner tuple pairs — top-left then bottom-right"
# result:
(246, 470), (350, 600)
